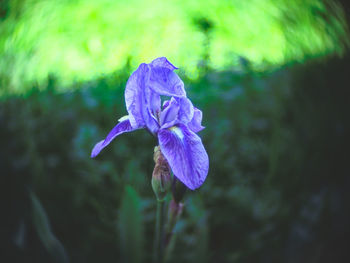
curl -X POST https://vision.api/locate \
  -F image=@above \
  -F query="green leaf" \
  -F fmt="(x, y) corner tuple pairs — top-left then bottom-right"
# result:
(118, 185), (144, 263)
(30, 191), (69, 263)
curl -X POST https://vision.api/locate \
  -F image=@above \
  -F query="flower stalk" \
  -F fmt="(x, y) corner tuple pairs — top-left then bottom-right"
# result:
(165, 199), (183, 245)
(152, 146), (171, 263)
(163, 179), (186, 262)
(154, 199), (166, 263)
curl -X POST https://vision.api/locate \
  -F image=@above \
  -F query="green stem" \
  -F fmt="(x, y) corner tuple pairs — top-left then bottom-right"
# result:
(164, 233), (178, 263)
(164, 199), (183, 262)
(153, 199), (165, 263)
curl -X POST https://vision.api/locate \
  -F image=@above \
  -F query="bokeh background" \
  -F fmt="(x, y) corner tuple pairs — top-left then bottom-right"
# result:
(1, 0), (350, 262)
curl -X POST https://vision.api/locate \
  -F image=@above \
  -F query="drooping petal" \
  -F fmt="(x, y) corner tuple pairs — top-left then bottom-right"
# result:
(187, 108), (205, 133)
(158, 124), (209, 190)
(91, 117), (137, 158)
(124, 63), (159, 133)
(147, 57), (186, 97)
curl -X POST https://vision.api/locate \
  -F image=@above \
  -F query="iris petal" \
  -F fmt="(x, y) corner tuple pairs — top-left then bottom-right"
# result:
(150, 57), (178, 70)
(124, 63), (160, 133)
(125, 63), (148, 128)
(187, 108), (205, 132)
(147, 57), (186, 97)
(160, 98), (180, 128)
(175, 97), (194, 124)
(160, 97), (195, 129)
(158, 124), (209, 190)
(91, 117), (137, 158)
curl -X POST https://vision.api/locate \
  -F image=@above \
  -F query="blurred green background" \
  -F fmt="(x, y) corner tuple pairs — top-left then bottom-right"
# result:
(1, 0), (350, 262)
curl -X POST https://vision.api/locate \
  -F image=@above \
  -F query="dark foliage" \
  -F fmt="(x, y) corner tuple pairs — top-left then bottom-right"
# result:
(1, 55), (349, 263)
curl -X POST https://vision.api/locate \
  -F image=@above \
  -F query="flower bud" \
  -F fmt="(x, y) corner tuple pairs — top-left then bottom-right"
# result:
(152, 146), (172, 201)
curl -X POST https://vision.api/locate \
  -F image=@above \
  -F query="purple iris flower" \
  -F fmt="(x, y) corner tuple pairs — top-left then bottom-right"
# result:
(91, 57), (209, 190)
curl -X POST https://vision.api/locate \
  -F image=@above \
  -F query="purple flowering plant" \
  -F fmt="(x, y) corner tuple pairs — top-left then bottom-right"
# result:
(91, 57), (209, 190)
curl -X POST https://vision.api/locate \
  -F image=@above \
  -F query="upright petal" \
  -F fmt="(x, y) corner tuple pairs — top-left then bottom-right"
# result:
(175, 97), (194, 124)
(147, 88), (161, 117)
(150, 57), (178, 70)
(162, 99), (171, 109)
(144, 88), (161, 133)
(160, 98), (179, 128)
(147, 57), (186, 97)
(187, 108), (205, 133)
(125, 63), (148, 128)
(125, 63), (160, 133)
(91, 117), (137, 158)
(158, 124), (209, 190)
(160, 97), (195, 129)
